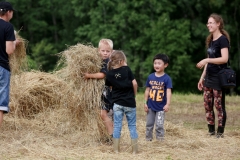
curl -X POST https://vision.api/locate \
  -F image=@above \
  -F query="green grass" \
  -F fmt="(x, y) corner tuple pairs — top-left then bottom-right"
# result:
(136, 93), (240, 132)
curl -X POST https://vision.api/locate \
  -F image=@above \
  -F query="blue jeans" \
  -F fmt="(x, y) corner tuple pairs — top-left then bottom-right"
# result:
(0, 66), (10, 113)
(113, 103), (138, 139)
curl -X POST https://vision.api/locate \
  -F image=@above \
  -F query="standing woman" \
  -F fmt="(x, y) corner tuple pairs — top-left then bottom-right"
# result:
(196, 13), (230, 138)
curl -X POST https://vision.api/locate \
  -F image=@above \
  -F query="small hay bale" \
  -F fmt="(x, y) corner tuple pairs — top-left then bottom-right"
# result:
(55, 43), (106, 139)
(9, 71), (69, 118)
(9, 31), (28, 75)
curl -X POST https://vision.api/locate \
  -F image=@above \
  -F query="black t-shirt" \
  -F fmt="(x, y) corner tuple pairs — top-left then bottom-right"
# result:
(100, 58), (109, 74)
(100, 58), (112, 107)
(207, 35), (229, 74)
(106, 66), (136, 107)
(0, 19), (15, 71)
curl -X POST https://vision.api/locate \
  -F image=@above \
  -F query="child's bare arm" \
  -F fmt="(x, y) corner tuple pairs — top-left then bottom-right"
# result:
(132, 79), (138, 97)
(84, 72), (105, 79)
(144, 87), (150, 112)
(163, 88), (172, 112)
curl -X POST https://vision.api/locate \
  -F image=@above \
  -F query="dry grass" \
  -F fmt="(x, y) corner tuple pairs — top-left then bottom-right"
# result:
(8, 42), (107, 140)
(2, 42), (240, 159)
(9, 32), (28, 75)
(1, 94), (239, 160)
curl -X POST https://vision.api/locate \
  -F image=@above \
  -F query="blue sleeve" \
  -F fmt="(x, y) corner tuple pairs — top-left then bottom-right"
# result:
(166, 76), (173, 89)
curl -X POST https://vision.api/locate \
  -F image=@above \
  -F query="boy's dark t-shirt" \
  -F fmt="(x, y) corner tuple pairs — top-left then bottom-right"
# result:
(105, 66), (136, 107)
(100, 58), (112, 110)
(0, 19), (16, 71)
(100, 58), (109, 74)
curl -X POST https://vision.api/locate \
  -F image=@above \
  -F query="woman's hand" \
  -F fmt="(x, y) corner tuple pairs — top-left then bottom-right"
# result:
(196, 58), (209, 69)
(198, 78), (204, 91)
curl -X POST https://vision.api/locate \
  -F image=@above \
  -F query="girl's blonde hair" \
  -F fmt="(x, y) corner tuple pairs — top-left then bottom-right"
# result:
(205, 13), (230, 48)
(107, 50), (127, 70)
(98, 39), (113, 49)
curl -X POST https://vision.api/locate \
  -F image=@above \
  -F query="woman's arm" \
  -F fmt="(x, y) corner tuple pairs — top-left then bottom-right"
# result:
(196, 48), (228, 68)
(198, 64), (208, 91)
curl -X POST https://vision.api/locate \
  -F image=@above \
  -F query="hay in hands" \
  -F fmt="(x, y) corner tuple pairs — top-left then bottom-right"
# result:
(56, 43), (107, 138)
(9, 71), (70, 118)
(9, 31), (28, 75)
(56, 43), (103, 88)
(8, 42), (108, 141)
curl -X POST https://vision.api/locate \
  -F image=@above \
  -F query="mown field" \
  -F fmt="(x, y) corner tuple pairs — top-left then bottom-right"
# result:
(0, 93), (239, 160)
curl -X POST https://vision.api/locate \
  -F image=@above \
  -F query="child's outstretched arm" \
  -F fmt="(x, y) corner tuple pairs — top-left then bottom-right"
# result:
(132, 79), (138, 97)
(84, 72), (105, 79)
(144, 87), (150, 112)
(163, 88), (172, 112)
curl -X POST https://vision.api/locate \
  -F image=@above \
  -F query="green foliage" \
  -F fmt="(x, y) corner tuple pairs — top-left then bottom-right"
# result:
(8, 0), (240, 94)
(30, 39), (58, 71)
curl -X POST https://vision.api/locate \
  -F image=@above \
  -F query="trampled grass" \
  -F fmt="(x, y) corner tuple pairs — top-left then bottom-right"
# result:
(0, 93), (239, 160)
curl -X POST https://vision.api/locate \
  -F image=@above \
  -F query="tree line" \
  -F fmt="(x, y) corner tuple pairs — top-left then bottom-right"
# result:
(9, 0), (240, 94)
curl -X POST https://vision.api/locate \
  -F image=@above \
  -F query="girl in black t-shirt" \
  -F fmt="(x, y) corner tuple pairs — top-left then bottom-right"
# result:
(106, 50), (138, 154)
(196, 13), (230, 138)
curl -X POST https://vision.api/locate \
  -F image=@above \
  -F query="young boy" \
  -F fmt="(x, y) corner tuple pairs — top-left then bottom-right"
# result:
(84, 39), (113, 138)
(144, 53), (172, 141)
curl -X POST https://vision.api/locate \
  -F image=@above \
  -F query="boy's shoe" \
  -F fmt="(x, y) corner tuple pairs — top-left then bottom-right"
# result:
(146, 138), (152, 141)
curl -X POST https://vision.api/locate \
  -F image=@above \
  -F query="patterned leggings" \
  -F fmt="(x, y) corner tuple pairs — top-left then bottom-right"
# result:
(203, 87), (226, 127)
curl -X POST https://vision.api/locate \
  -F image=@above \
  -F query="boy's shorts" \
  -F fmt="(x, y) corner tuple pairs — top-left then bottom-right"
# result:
(0, 66), (10, 113)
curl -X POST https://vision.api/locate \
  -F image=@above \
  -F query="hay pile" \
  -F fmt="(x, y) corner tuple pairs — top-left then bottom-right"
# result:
(9, 31), (28, 75)
(9, 71), (70, 118)
(56, 43), (106, 137)
(8, 42), (107, 139)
